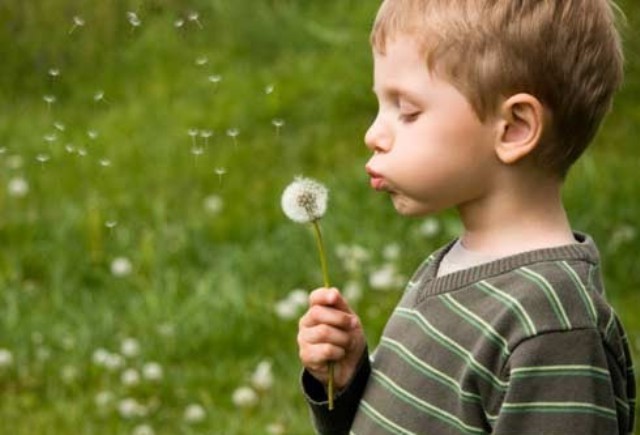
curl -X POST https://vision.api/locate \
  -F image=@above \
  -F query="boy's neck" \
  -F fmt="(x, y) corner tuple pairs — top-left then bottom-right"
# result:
(457, 174), (575, 257)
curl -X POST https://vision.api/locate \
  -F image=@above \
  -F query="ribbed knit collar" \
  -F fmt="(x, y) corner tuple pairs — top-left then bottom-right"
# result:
(415, 232), (600, 299)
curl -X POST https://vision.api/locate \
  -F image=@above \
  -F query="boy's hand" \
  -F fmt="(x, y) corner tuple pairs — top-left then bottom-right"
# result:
(298, 287), (366, 391)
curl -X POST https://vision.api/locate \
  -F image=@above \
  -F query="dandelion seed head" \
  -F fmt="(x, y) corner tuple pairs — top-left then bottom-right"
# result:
(266, 422), (286, 435)
(111, 257), (132, 277)
(132, 424), (155, 435)
(203, 195), (223, 215)
(92, 348), (110, 366)
(184, 403), (206, 423)
(232, 386), (259, 408)
(369, 263), (403, 290)
(95, 390), (114, 409)
(121, 337), (140, 358)
(251, 360), (274, 391)
(118, 398), (146, 419)
(419, 217), (441, 238)
(142, 362), (163, 381)
(281, 176), (329, 224)
(121, 368), (141, 387)
(0, 349), (14, 368)
(7, 177), (29, 198)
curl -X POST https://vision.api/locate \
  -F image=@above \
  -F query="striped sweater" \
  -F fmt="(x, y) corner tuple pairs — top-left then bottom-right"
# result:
(303, 234), (636, 434)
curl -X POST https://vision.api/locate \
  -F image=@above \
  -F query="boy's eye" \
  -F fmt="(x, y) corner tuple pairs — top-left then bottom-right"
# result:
(399, 112), (420, 122)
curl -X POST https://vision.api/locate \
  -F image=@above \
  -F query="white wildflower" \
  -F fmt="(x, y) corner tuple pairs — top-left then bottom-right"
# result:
(0, 349), (14, 368)
(121, 338), (140, 358)
(232, 386), (259, 408)
(142, 362), (163, 381)
(6, 155), (23, 169)
(184, 403), (206, 423)
(7, 177), (29, 198)
(274, 299), (299, 320)
(251, 360), (274, 391)
(281, 176), (328, 223)
(105, 353), (125, 371)
(383, 243), (401, 261)
(111, 257), (132, 277)
(60, 364), (78, 383)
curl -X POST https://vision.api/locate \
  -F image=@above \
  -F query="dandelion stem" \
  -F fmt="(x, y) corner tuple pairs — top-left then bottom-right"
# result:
(311, 219), (335, 410)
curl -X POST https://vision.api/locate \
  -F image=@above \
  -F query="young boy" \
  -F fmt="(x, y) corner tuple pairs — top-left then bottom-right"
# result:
(297, 1), (636, 434)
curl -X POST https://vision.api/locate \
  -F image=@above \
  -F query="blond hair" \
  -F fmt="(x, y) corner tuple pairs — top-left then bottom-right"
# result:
(371, 0), (624, 177)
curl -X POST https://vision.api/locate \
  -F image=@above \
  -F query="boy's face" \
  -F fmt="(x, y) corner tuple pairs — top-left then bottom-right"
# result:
(365, 36), (500, 217)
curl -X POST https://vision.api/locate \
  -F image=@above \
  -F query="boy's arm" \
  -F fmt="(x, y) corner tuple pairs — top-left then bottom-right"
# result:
(493, 328), (634, 434)
(302, 348), (371, 435)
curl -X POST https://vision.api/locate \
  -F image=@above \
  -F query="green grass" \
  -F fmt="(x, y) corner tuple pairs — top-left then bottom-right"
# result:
(0, 0), (639, 433)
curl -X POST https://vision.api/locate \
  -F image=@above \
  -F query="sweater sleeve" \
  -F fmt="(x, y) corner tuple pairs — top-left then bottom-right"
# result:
(301, 349), (371, 435)
(492, 328), (631, 435)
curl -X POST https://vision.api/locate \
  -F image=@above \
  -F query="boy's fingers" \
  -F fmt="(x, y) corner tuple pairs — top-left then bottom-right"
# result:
(299, 304), (357, 330)
(298, 324), (352, 348)
(308, 287), (353, 314)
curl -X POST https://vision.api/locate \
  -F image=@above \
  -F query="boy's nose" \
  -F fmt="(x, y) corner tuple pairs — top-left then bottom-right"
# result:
(364, 116), (391, 152)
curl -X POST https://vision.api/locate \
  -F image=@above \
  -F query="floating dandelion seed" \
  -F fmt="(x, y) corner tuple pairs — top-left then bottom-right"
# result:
(105, 220), (118, 230)
(87, 130), (99, 140)
(208, 74), (222, 91)
(77, 148), (88, 157)
(195, 55), (208, 66)
(48, 68), (60, 78)
(226, 128), (239, 147)
(272, 118), (285, 138)
(200, 129), (213, 147)
(174, 18), (185, 28)
(187, 128), (199, 147)
(214, 167), (227, 185)
(203, 194), (223, 214)
(53, 121), (65, 132)
(0, 349), (14, 368)
(111, 257), (132, 277)
(43, 95), (56, 112)
(69, 16), (85, 34)
(99, 158), (111, 168)
(36, 153), (51, 166)
(281, 176), (335, 409)
(65, 144), (76, 154)
(94, 90), (106, 103)
(188, 11), (203, 28)
(251, 360), (274, 391)
(127, 11), (141, 29)
(43, 133), (57, 143)
(191, 147), (204, 158)
(265, 84), (275, 94)
(0, 147), (6, 155)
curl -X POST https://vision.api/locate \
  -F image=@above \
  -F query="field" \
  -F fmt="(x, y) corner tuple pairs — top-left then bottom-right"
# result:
(0, 1), (639, 433)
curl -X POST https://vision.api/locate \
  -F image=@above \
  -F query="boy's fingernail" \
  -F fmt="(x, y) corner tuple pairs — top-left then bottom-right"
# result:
(351, 317), (358, 328)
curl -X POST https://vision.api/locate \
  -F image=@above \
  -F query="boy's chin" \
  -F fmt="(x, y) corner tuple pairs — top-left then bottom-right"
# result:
(391, 196), (434, 217)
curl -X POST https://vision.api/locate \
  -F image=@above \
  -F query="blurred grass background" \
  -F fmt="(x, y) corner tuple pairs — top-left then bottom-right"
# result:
(0, 0), (638, 433)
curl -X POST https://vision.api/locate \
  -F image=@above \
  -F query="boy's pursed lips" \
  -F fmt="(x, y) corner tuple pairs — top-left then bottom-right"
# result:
(365, 165), (387, 191)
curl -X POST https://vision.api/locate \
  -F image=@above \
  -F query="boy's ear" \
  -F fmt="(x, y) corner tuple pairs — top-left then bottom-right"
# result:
(495, 93), (544, 165)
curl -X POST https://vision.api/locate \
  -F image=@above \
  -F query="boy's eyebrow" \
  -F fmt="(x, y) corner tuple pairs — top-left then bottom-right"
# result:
(372, 85), (422, 104)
